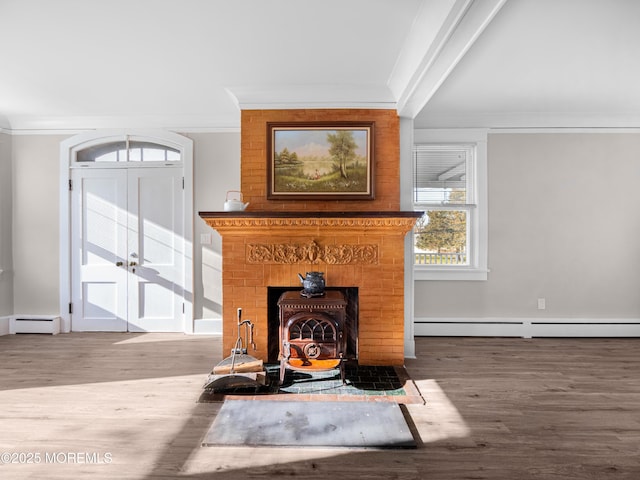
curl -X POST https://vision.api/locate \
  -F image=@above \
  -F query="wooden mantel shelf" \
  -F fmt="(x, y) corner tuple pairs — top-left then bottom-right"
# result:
(198, 211), (422, 219)
(198, 211), (423, 235)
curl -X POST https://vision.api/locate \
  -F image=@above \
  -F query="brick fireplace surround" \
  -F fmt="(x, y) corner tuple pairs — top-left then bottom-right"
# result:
(200, 109), (420, 366)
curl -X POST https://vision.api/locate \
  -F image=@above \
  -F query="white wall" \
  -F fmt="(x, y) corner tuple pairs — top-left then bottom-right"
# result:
(414, 132), (640, 321)
(12, 135), (64, 314)
(10, 131), (239, 327)
(0, 132), (13, 315)
(188, 132), (240, 328)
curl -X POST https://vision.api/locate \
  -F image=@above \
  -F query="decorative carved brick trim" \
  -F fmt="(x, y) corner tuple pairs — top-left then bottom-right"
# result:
(247, 240), (378, 265)
(203, 217), (418, 229)
(200, 213), (422, 237)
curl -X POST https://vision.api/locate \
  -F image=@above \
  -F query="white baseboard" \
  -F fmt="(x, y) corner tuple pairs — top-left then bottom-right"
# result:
(193, 318), (222, 335)
(10, 315), (61, 335)
(0, 316), (10, 336)
(414, 317), (640, 338)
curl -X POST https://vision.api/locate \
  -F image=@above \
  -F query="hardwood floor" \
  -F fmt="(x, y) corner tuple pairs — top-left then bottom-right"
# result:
(0, 333), (638, 479)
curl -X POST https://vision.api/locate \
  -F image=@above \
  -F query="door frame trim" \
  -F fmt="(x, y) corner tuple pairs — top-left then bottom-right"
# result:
(59, 129), (194, 333)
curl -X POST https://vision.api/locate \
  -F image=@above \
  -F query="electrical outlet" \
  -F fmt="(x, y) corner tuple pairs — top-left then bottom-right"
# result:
(537, 298), (546, 310)
(200, 233), (212, 245)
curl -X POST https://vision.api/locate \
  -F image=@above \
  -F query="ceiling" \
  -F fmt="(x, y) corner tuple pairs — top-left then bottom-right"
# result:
(1, 0), (639, 132)
(415, 0), (640, 128)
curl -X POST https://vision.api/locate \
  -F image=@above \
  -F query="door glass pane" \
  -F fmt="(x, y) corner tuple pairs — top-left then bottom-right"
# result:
(166, 149), (180, 161)
(76, 140), (180, 162)
(77, 141), (126, 162)
(129, 141), (180, 162)
(128, 145), (142, 162)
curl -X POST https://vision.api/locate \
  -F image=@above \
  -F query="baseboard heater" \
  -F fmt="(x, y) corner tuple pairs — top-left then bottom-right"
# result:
(414, 318), (640, 338)
(10, 316), (61, 335)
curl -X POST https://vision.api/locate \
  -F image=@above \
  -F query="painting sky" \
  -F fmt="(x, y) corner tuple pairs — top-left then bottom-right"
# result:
(274, 128), (368, 158)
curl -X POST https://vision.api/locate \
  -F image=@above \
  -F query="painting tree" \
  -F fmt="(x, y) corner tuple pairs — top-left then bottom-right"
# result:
(275, 147), (299, 165)
(327, 130), (357, 179)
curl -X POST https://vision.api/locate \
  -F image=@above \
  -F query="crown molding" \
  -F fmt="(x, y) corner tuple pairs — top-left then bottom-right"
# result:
(489, 127), (640, 134)
(226, 84), (396, 111)
(415, 111), (640, 129)
(234, 101), (397, 111)
(1, 115), (241, 135)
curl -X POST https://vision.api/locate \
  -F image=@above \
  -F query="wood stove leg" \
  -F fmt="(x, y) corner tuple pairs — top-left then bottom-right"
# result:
(279, 341), (291, 386)
(279, 362), (286, 385)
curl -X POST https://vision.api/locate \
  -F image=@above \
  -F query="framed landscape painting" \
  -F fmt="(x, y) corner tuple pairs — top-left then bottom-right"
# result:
(267, 121), (375, 200)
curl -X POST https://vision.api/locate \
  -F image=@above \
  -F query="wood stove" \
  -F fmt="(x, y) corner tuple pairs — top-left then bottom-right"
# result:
(277, 290), (349, 385)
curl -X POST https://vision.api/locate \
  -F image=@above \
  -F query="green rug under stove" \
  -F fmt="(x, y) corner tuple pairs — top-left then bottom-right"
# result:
(199, 362), (409, 399)
(276, 363), (406, 395)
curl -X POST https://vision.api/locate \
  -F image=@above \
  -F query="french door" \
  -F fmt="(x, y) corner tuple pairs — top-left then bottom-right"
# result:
(71, 166), (184, 332)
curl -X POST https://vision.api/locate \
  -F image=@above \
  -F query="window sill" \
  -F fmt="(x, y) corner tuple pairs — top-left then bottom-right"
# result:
(414, 267), (488, 281)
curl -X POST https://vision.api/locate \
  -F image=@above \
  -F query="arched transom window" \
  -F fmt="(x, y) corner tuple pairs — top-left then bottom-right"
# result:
(74, 137), (181, 164)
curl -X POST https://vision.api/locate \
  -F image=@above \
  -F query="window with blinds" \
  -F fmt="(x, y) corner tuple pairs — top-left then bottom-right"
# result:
(413, 144), (476, 268)
(414, 144), (474, 205)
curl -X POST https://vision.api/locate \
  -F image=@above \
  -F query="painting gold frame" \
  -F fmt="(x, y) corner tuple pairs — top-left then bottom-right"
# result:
(267, 121), (374, 200)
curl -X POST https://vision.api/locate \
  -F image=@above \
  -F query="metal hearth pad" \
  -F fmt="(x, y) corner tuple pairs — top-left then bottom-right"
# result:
(202, 399), (416, 448)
